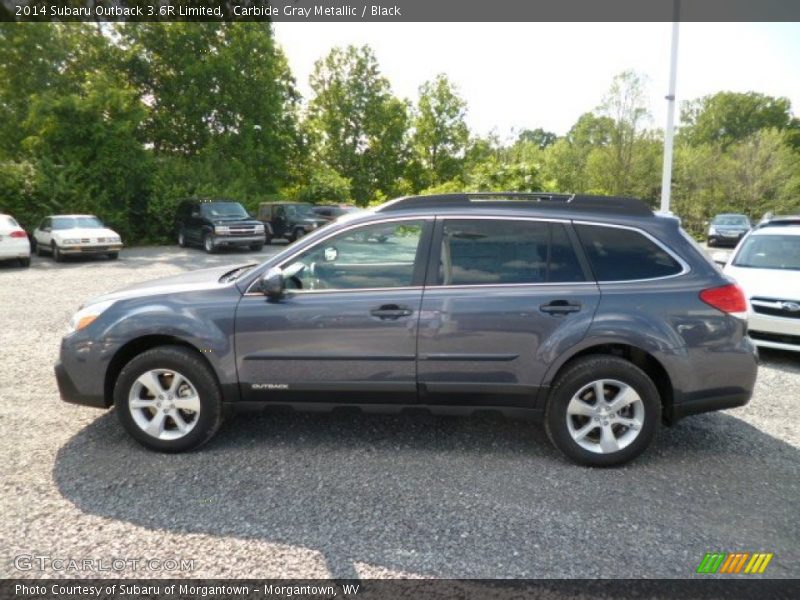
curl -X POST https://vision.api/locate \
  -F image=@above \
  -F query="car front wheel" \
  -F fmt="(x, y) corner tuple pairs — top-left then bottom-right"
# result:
(114, 346), (223, 452)
(203, 234), (216, 253)
(52, 242), (63, 262)
(178, 230), (187, 248)
(545, 356), (660, 467)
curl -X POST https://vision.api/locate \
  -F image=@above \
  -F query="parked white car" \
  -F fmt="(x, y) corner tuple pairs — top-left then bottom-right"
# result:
(724, 224), (800, 352)
(32, 215), (123, 261)
(0, 213), (31, 267)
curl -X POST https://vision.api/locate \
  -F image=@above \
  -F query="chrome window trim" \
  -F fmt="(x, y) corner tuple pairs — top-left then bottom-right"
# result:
(243, 213), (690, 295)
(571, 219), (691, 284)
(244, 215), (432, 296)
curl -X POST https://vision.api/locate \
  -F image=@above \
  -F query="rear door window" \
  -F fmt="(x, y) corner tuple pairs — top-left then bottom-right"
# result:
(437, 219), (586, 285)
(575, 224), (682, 281)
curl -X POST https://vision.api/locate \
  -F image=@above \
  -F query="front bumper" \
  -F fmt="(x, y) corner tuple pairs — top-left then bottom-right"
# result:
(707, 234), (743, 247)
(55, 360), (106, 408)
(211, 234), (265, 247)
(748, 311), (800, 353)
(59, 244), (122, 255)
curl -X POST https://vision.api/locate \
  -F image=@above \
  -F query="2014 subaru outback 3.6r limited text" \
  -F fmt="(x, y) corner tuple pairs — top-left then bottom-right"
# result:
(55, 193), (758, 466)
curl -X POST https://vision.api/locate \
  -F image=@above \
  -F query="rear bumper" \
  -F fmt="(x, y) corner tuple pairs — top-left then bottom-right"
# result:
(55, 360), (106, 408)
(0, 238), (31, 258)
(666, 391), (752, 422)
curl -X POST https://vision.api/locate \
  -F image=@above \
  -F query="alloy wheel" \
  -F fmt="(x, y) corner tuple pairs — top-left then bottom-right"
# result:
(128, 369), (201, 441)
(566, 379), (644, 454)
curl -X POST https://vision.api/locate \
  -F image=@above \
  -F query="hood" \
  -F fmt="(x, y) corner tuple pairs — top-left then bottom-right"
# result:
(298, 218), (328, 226)
(53, 227), (119, 239)
(724, 265), (800, 301)
(87, 263), (253, 306)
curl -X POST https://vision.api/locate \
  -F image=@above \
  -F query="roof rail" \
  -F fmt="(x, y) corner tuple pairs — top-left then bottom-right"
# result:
(375, 192), (653, 216)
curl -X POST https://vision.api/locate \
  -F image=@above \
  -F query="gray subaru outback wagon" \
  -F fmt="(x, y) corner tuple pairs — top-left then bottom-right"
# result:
(55, 193), (758, 466)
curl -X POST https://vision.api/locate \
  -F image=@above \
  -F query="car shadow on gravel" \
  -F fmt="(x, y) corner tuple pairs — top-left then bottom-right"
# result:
(54, 408), (800, 578)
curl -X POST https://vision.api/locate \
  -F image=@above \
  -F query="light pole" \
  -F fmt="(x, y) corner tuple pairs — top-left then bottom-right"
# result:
(659, 0), (680, 215)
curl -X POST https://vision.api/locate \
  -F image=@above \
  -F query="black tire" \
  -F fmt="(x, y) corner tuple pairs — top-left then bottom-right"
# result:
(108, 252), (119, 260)
(52, 242), (63, 262)
(114, 346), (224, 452)
(250, 243), (264, 252)
(544, 356), (660, 467)
(19, 257), (31, 267)
(203, 234), (216, 253)
(178, 230), (187, 248)
(264, 233), (273, 245)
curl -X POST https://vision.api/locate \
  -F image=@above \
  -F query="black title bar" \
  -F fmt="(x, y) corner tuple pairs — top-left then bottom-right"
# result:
(2, 0), (800, 22)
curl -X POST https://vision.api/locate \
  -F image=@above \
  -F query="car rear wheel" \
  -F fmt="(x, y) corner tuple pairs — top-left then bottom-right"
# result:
(545, 356), (660, 467)
(52, 242), (63, 262)
(203, 234), (216, 253)
(114, 346), (223, 452)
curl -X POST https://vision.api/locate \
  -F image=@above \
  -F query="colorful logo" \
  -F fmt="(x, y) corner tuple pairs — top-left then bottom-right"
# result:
(696, 552), (773, 574)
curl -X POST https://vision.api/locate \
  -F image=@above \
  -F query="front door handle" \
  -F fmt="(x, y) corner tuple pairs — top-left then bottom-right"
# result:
(370, 304), (413, 320)
(540, 300), (582, 315)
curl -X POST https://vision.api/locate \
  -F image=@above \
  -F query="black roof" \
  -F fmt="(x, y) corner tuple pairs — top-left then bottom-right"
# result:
(375, 192), (653, 217)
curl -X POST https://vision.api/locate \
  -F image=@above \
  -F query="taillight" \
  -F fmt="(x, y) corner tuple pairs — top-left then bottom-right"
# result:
(9, 230), (27, 238)
(700, 284), (747, 314)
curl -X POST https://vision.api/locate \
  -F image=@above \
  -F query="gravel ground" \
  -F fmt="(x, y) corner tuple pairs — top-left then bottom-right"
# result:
(0, 245), (798, 580)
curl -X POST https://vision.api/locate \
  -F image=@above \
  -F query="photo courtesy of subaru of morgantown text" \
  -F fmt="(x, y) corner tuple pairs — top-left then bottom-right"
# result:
(1, 0), (799, 591)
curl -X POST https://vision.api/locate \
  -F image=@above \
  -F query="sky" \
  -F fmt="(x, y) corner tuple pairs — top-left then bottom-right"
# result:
(273, 22), (800, 140)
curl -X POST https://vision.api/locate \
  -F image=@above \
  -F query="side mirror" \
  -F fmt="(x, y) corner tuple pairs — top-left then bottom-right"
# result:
(260, 267), (285, 299)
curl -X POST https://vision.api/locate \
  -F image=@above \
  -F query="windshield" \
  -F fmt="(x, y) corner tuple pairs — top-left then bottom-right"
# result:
(201, 202), (249, 219)
(712, 215), (749, 227)
(52, 216), (104, 230)
(286, 204), (316, 219)
(733, 234), (800, 270)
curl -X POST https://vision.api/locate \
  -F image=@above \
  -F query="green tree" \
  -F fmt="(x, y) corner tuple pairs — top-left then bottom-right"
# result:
(118, 23), (301, 198)
(517, 128), (557, 149)
(594, 70), (653, 197)
(306, 45), (409, 204)
(681, 91), (795, 148)
(22, 71), (152, 241)
(411, 74), (469, 187)
(0, 23), (108, 158)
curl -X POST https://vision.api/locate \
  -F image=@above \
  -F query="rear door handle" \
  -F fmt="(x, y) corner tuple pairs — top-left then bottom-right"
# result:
(540, 300), (582, 315)
(370, 304), (413, 320)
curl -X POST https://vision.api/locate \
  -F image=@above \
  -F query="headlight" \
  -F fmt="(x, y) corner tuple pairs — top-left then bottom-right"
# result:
(109, 236), (121, 243)
(67, 300), (115, 333)
(214, 226), (230, 234)
(254, 224), (265, 232)
(708, 226), (717, 235)
(61, 238), (80, 245)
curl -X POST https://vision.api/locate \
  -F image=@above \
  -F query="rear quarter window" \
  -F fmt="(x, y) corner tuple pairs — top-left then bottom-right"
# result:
(575, 224), (683, 281)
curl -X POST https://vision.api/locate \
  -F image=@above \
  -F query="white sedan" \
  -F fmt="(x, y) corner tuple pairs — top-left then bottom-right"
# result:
(724, 224), (800, 352)
(0, 213), (31, 267)
(32, 215), (123, 261)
